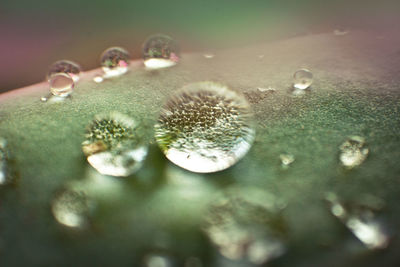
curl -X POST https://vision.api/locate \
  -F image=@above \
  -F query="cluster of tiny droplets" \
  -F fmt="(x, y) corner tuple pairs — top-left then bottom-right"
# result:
(143, 34), (179, 61)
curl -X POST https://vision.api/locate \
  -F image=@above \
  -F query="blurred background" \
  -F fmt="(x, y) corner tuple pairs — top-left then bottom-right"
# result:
(0, 0), (399, 93)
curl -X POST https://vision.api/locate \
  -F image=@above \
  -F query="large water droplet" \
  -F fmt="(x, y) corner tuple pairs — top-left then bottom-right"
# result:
(0, 138), (12, 185)
(49, 73), (74, 97)
(293, 69), (313, 90)
(100, 47), (130, 78)
(82, 112), (148, 177)
(325, 193), (389, 249)
(51, 187), (93, 228)
(47, 60), (81, 82)
(203, 187), (287, 264)
(154, 82), (255, 173)
(339, 136), (369, 169)
(143, 34), (180, 69)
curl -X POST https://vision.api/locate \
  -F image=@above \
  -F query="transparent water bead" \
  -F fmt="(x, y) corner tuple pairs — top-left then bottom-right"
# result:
(280, 153), (295, 168)
(143, 253), (174, 267)
(82, 112), (148, 177)
(203, 53), (215, 59)
(203, 187), (287, 264)
(154, 82), (255, 173)
(325, 193), (389, 249)
(47, 60), (81, 82)
(0, 138), (12, 185)
(51, 188), (93, 228)
(143, 34), (180, 69)
(100, 47), (130, 78)
(49, 73), (74, 97)
(339, 136), (369, 169)
(293, 69), (313, 90)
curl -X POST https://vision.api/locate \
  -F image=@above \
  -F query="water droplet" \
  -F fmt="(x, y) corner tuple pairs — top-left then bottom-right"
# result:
(143, 253), (173, 267)
(82, 112), (148, 177)
(47, 60), (81, 82)
(154, 82), (255, 173)
(333, 29), (349, 36)
(49, 73), (74, 97)
(93, 75), (104, 83)
(203, 53), (215, 59)
(258, 54), (265, 59)
(293, 69), (313, 90)
(325, 193), (389, 249)
(51, 187), (93, 228)
(143, 34), (180, 69)
(0, 138), (12, 185)
(203, 187), (287, 263)
(339, 136), (369, 169)
(100, 47), (130, 78)
(280, 153), (295, 167)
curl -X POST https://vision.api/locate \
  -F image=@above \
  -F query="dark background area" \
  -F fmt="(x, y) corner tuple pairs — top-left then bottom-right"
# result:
(0, 0), (399, 93)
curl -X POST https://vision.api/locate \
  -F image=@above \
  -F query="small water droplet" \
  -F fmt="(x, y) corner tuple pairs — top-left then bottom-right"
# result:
(47, 60), (81, 82)
(203, 53), (215, 59)
(258, 54), (265, 59)
(257, 86), (276, 93)
(0, 138), (12, 185)
(333, 29), (349, 36)
(154, 82), (255, 173)
(143, 253), (173, 267)
(339, 136), (369, 169)
(93, 75), (104, 83)
(293, 69), (313, 90)
(280, 153), (295, 167)
(100, 47), (130, 78)
(203, 187), (287, 263)
(325, 193), (389, 249)
(49, 73), (74, 97)
(82, 112), (148, 177)
(51, 187), (93, 228)
(143, 34), (180, 69)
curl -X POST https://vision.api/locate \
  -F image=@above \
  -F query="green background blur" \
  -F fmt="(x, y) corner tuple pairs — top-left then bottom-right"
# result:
(0, 0), (399, 92)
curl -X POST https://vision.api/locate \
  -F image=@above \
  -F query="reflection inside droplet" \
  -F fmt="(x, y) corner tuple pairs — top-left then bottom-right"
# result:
(339, 136), (369, 169)
(154, 82), (255, 173)
(82, 112), (148, 177)
(47, 60), (81, 82)
(293, 69), (313, 90)
(100, 47), (130, 78)
(143, 34), (180, 69)
(49, 73), (74, 97)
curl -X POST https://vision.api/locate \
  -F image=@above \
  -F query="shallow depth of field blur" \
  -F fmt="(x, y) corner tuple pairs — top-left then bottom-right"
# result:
(0, 0), (399, 93)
